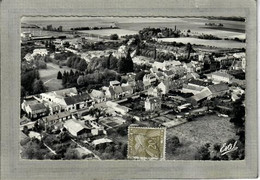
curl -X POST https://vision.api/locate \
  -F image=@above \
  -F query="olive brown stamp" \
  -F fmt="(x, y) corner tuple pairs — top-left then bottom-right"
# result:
(127, 127), (166, 160)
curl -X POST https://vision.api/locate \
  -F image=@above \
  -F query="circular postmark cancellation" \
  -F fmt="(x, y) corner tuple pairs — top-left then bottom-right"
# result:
(127, 127), (166, 160)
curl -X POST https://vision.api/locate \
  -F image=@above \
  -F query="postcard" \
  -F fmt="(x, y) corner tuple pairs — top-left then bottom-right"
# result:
(1, 0), (257, 179)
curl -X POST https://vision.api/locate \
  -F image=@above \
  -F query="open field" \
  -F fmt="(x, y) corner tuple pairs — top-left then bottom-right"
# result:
(166, 114), (237, 160)
(23, 16), (245, 39)
(158, 37), (245, 49)
(78, 29), (138, 37)
(39, 63), (76, 91)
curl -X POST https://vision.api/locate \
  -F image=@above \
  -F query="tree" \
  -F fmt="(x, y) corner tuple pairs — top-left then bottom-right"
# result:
(77, 75), (85, 86)
(185, 43), (195, 60)
(167, 136), (181, 152)
(32, 79), (46, 94)
(107, 53), (112, 69)
(171, 136), (180, 147)
(77, 59), (88, 71)
(64, 148), (79, 160)
(125, 49), (134, 72)
(195, 144), (211, 160)
(21, 139), (46, 160)
(135, 71), (146, 81)
(23, 125), (29, 135)
(110, 34), (119, 40)
(136, 44), (141, 55)
(57, 71), (62, 79)
(154, 47), (157, 60)
(117, 57), (126, 73)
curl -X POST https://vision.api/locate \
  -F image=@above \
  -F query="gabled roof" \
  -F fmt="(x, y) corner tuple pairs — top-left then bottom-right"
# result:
(208, 83), (229, 94)
(92, 138), (112, 146)
(64, 93), (90, 105)
(191, 89), (212, 102)
(121, 85), (133, 92)
(188, 79), (213, 87)
(211, 71), (231, 79)
(182, 84), (204, 91)
(156, 72), (164, 78)
(143, 80), (151, 87)
(64, 119), (89, 133)
(107, 87), (115, 96)
(54, 87), (78, 97)
(42, 111), (71, 122)
(110, 80), (120, 86)
(29, 103), (47, 111)
(164, 70), (175, 76)
(113, 86), (123, 94)
(90, 90), (105, 98)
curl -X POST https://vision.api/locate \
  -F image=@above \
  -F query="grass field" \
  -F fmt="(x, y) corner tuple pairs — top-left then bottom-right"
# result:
(158, 37), (245, 49)
(39, 63), (76, 91)
(166, 114), (237, 160)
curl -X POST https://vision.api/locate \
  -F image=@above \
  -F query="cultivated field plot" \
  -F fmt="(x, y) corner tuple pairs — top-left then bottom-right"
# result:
(79, 29), (138, 37)
(158, 37), (245, 49)
(166, 114), (237, 160)
(39, 63), (76, 91)
(99, 117), (125, 129)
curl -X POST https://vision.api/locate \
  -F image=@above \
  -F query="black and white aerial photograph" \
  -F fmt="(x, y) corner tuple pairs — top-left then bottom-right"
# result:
(20, 16), (246, 160)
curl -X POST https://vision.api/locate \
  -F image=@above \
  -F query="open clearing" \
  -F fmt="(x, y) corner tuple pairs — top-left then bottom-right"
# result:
(166, 114), (237, 160)
(39, 63), (76, 91)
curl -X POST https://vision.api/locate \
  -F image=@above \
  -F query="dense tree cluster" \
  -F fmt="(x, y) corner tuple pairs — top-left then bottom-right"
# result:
(76, 69), (120, 90)
(138, 47), (176, 62)
(117, 50), (134, 73)
(198, 34), (222, 40)
(20, 138), (49, 160)
(21, 69), (46, 96)
(230, 94), (245, 128)
(139, 27), (181, 40)
(66, 56), (88, 71)
(195, 139), (245, 161)
(71, 26), (119, 31)
(61, 70), (82, 88)
(33, 55), (47, 69)
(98, 142), (127, 160)
(167, 136), (181, 152)
(54, 51), (74, 61)
(87, 55), (117, 72)
(82, 41), (122, 51)
(110, 34), (119, 40)
(21, 46), (35, 60)
(44, 40), (56, 52)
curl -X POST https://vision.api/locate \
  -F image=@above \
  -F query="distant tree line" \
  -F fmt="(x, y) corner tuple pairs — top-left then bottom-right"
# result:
(205, 22), (224, 27)
(82, 41), (122, 51)
(198, 34), (222, 40)
(43, 25), (63, 32)
(207, 16), (245, 22)
(139, 27), (181, 40)
(70, 26), (119, 31)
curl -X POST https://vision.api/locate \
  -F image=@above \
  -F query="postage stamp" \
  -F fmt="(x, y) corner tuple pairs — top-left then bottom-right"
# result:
(127, 127), (166, 160)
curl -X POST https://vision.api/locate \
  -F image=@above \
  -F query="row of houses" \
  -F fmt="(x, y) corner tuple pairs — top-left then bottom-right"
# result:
(188, 83), (230, 106)
(89, 80), (135, 103)
(22, 80), (136, 121)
